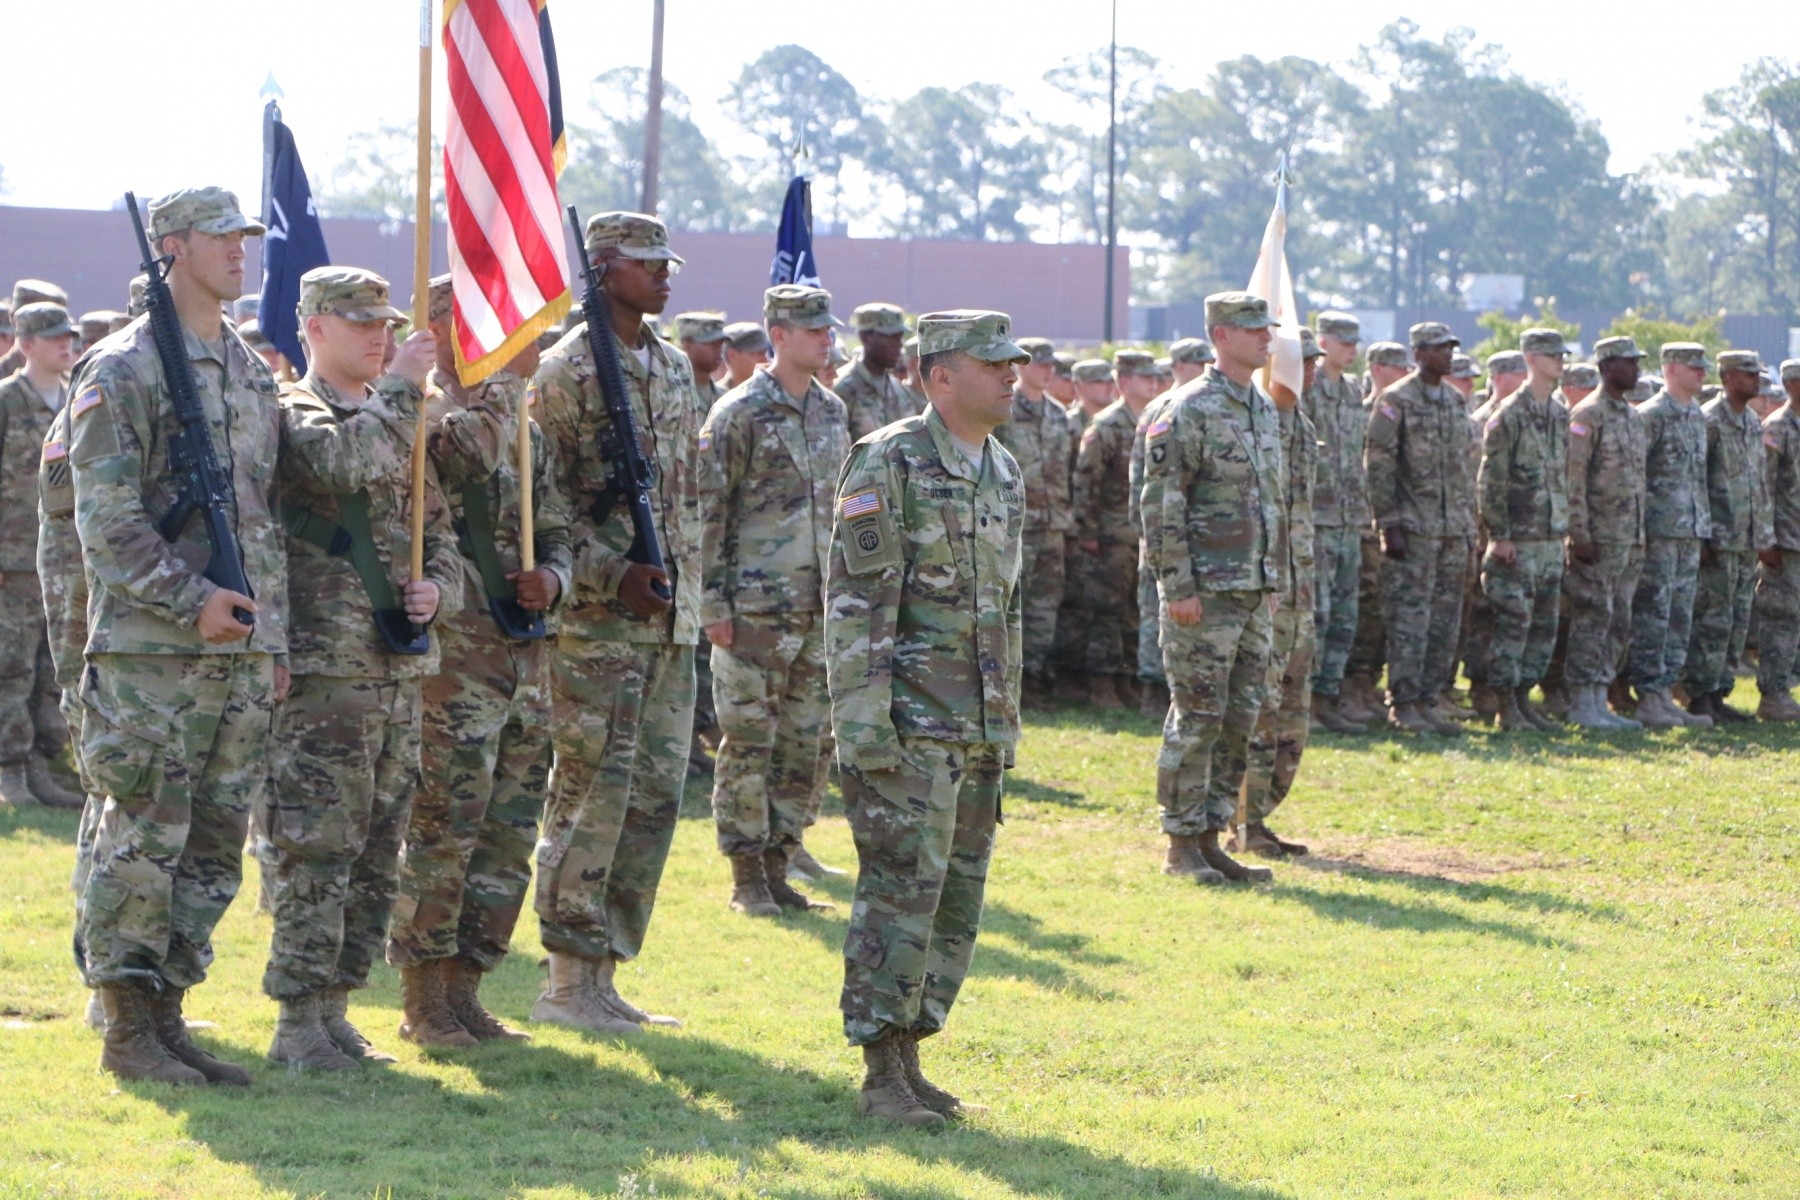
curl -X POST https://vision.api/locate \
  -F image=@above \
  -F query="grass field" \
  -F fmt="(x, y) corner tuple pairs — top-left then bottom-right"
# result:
(2, 695), (1798, 1199)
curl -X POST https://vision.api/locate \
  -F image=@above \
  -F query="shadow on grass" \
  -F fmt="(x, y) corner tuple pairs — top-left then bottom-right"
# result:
(1291, 856), (1629, 925)
(1266, 876), (1562, 947)
(0, 803), (80, 845)
(140, 1027), (1288, 1199)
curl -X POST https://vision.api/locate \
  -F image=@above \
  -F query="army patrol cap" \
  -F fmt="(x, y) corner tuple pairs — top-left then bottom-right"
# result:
(127, 274), (149, 317)
(764, 284), (842, 330)
(1366, 341), (1409, 367)
(1486, 350), (1526, 376)
(1112, 349), (1157, 377)
(1409, 321), (1459, 348)
(13, 302), (75, 340)
(78, 311), (116, 342)
(1450, 353), (1479, 379)
(915, 309), (1030, 364)
(1205, 291), (1275, 330)
(1563, 363), (1600, 388)
(0, 302), (11, 335)
(1660, 342), (1710, 369)
(902, 335), (918, 359)
(1153, 358), (1176, 379)
(147, 187), (265, 242)
(1168, 337), (1215, 365)
(725, 321), (771, 353)
(1781, 359), (1800, 383)
(297, 266), (406, 323)
(12, 279), (68, 309)
(1016, 336), (1057, 365)
(1594, 335), (1646, 362)
(583, 210), (684, 264)
(423, 273), (455, 323)
(850, 302), (907, 335)
(1052, 352), (1076, 378)
(1072, 358), (1113, 383)
(237, 319), (275, 352)
(1718, 349), (1762, 375)
(1316, 311), (1361, 343)
(670, 311), (728, 343)
(1519, 328), (1569, 357)
(1299, 328), (1324, 359)
(828, 338), (850, 367)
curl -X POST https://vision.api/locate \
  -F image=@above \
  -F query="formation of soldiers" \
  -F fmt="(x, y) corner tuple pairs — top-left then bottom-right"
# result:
(12, 181), (1800, 1129)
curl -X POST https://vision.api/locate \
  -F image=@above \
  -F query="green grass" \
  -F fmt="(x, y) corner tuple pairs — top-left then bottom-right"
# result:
(3, 694), (1798, 1199)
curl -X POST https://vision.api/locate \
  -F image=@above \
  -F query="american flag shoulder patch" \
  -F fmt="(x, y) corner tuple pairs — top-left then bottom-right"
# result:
(1379, 402), (1399, 421)
(841, 489), (882, 518)
(1570, 422), (1590, 437)
(698, 432), (712, 451)
(42, 439), (66, 462)
(1145, 419), (1172, 439)
(72, 386), (104, 418)
(1766, 433), (1781, 450)
(1485, 416), (1502, 434)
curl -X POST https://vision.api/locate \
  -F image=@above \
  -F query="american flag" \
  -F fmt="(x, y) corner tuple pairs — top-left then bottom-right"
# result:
(841, 490), (883, 519)
(442, 0), (570, 384)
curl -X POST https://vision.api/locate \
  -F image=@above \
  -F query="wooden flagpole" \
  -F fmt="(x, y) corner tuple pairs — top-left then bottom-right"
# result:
(517, 386), (536, 571)
(409, 0), (434, 586)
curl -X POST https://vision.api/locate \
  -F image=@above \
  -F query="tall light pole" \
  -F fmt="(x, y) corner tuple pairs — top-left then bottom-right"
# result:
(640, 0), (666, 214)
(1103, 0), (1118, 342)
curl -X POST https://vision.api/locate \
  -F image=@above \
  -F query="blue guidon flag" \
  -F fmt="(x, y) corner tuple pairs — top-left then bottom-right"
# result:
(258, 101), (331, 372)
(771, 174), (820, 287)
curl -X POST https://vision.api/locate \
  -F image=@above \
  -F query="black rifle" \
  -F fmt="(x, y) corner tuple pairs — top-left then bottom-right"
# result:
(564, 204), (671, 602)
(126, 191), (255, 630)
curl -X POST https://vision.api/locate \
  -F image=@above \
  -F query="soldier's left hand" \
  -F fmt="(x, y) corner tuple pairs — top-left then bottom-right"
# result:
(274, 665), (292, 703)
(1760, 546), (1784, 569)
(508, 567), (561, 611)
(402, 579), (441, 624)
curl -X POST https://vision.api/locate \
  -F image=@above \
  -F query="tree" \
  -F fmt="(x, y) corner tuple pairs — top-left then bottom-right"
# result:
(879, 85), (1046, 240)
(1041, 46), (1164, 242)
(1599, 310), (1728, 366)
(314, 123), (444, 224)
(1468, 300), (1580, 365)
(723, 45), (879, 229)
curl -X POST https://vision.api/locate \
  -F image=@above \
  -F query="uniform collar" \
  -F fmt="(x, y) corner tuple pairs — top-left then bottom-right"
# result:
(926, 404), (994, 484)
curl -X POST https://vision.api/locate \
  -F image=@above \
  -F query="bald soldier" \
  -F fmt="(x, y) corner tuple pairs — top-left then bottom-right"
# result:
(837, 303), (915, 442)
(995, 337), (1073, 703)
(1303, 311), (1370, 734)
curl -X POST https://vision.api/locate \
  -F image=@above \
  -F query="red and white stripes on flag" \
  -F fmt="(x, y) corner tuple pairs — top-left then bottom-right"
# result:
(443, 0), (569, 384)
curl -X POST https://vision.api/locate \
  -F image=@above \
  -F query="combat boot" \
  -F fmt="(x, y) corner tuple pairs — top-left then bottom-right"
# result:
(441, 957), (530, 1041)
(0, 760), (40, 807)
(1421, 701), (1466, 736)
(1608, 678), (1637, 719)
(686, 741), (715, 779)
(1470, 682), (1502, 722)
(1053, 672), (1086, 705)
(1756, 689), (1800, 722)
(1494, 686), (1532, 732)
(1161, 833), (1224, 884)
(1568, 686), (1615, 729)
(1197, 829), (1273, 883)
(1538, 682), (1571, 717)
(85, 989), (107, 1031)
(398, 961), (479, 1048)
(148, 985), (251, 1085)
(1633, 689), (1684, 730)
(764, 846), (834, 912)
(593, 954), (682, 1028)
(98, 982), (205, 1085)
(1336, 674), (1374, 723)
(857, 1032), (946, 1128)
(1087, 673), (1123, 710)
(529, 952), (640, 1036)
(1387, 702), (1434, 734)
(1516, 686), (1562, 731)
(1602, 690), (1643, 730)
(1139, 679), (1170, 720)
(268, 994), (361, 1071)
(1243, 821), (1308, 858)
(728, 852), (780, 917)
(318, 986), (397, 1062)
(25, 756), (83, 809)
(1311, 692), (1368, 735)
(1712, 689), (1753, 724)
(900, 1032), (983, 1119)
(788, 842), (846, 880)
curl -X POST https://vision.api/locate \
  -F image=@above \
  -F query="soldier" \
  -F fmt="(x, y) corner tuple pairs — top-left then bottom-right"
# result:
(1476, 328), (1570, 731)
(899, 335), (926, 408)
(671, 311), (730, 780)
(1142, 292), (1285, 885)
(671, 311), (729, 409)
(1446, 353), (1479, 401)
(262, 268), (456, 1070)
(836, 302), (913, 442)
(0, 303), (13, 361)
(1752, 359), (1800, 720)
(1169, 338), (1212, 386)
(531, 212), (700, 1035)
(0, 280), (69, 379)
(70, 187), (281, 1085)
(386, 276), (573, 1046)
(1047, 352), (1079, 410)
(819, 336), (849, 391)
(1626, 343), (1715, 729)
(1478, 350), (1527, 414)
(723, 321), (771, 389)
(995, 336), (1073, 703)
(1562, 363), (1599, 405)
(1683, 350), (1775, 722)
(1239, 329), (1320, 858)
(1340, 340), (1412, 724)
(826, 309), (1027, 1128)
(699, 285), (848, 918)
(1563, 337), (1651, 729)
(1073, 357), (1141, 709)
(1364, 323), (1476, 734)
(0, 303), (83, 807)
(1304, 311), (1370, 734)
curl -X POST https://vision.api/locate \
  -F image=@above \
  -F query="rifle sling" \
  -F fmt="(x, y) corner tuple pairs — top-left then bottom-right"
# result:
(280, 493), (403, 613)
(455, 475), (519, 608)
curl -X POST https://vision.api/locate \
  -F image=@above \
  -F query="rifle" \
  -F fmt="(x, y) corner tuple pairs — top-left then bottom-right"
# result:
(126, 191), (255, 629)
(564, 204), (671, 603)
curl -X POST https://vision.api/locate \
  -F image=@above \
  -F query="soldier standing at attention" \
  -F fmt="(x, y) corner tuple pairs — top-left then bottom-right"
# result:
(1073, 357), (1140, 709)
(71, 188), (282, 1085)
(530, 212), (700, 1036)
(1626, 343), (1715, 728)
(723, 322), (771, 389)
(1751, 360), (1800, 720)
(1303, 311), (1370, 734)
(0, 280), (69, 379)
(700, 285), (848, 918)
(1340, 341), (1413, 724)
(671, 312), (729, 410)
(836, 302), (913, 443)
(263, 267), (457, 1070)
(0, 302), (84, 807)
(1684, 350), (1775, 723)
(1364, 323), (1476, 735)
(1446, 353), (1479, 401)
(1564, 337), (1651, 729)
(386, 277), (574, 1046)
(1141, 292), (1285, 885)
(994, 337), (1072, 706)
(827, 309), (1027, 1128)
(1476, 329), (1570, 731)
(671, 311), (729, 780)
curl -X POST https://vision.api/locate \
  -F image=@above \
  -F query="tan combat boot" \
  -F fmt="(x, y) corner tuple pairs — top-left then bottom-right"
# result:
(1633, 689), (1684, 730)
(593, 954), (682, 1029)
(1388, 702), (1434, 734)
(1470, 682), (1502, 722)
(1197, 829), (1273, 883)
(0, 760), (41, 807)
(148, 985), (251, 1085)
(1757, 689), (1800, 722)
(318, 986), (397, 1062)
(728, 853), (781, 917)
(900, 1032), (984, 1119)
(1516, 686), (1562, 731)
(1494, 686), (1532, 732)
(26, 756), (83, 808)
(857, 1032), (946, 1128)
(1243, 821), (1308, 858)
(1087, 674), (1123, 710)
(764, 846), (834, 913)
(1311, 692), (1368, 735)
(398, 961), (479, 1048)
(788, 842), (846, 880)
(98, 982), (206, 1085)
(529, 952), (640, 1036)
(442, 957), (530, 1041)
(268, 994), (361, 1071)
(1160, 833), (1224, 884)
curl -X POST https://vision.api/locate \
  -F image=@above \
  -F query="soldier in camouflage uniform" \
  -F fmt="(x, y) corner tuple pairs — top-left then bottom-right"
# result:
(530, 212), (701, 1036)
(826, 309), (1026, 1128)
(1342, 341), (1413, 723)
(1563, 337), (1651, 729)
(836, 302), (914, 443)
(1303, 311), (1369, 733)
(0, 279), (68, 379)
(1364, 323), (1476, 735)
(0, 303), (82, 807)
(262, 267), (460, 1071)
(723, 322), (771, 389)
(1752, 359), (1800, 720)
(71, 188), (281, 1086)
(1476, 329), (1570, 731)
(1684, 350), (1775, 722)
(671, 313), (728, 780)
(386, 276), (574, 1047)
(994, 336), (1073, 703)
(1461, 349), (1528, 720)
(699, 285), (849, 917)
(1626, 343), (1715, 728)
(1142, 292), (1285, 885)
(1073, 357), (1140, 708)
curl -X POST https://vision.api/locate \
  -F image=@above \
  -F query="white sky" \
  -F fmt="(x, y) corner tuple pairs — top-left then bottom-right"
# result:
(1, 0), (1788, 218)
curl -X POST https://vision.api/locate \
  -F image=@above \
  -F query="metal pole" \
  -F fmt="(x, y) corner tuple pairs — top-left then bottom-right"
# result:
(640, 0), (666, 214)
(1103, 0), (1118, 342)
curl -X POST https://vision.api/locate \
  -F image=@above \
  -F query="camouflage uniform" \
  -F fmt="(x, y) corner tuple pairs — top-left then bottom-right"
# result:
(0, 369), (68, 767)
(388, 368), (574, 970)
(1684, 396), (1772, 696)
(993, 385), (1072, 681)
(1565, 387), (1648, 686)
(1627, 389), (1710, 692)
(837, 356), (917, 444)
(1303, 364), (1368, 697)
(827, 386), (1023, 1047)
(1246, 401), (1316, 823)
(1142, 366), (1284, 834)
(1755, 397), (1800, 694)
(263, 357), (462, 1000)
(700, 364), (848, 857)
(1129, 390), (1182, 689)
(1477, 388), (1569, 686)
(1074, 400), (1143, 678)
(1364, 370), (1476, 706)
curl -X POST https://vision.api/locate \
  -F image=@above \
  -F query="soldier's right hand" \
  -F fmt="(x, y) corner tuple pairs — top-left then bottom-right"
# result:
(1489, 538), (1517, 566)
(197, 588), (257, 643)
(1167, 596), (1204, 627)
(1381, 527), (1409, 561)
(388, 329), (438, 389)
(618, 563), (673, 619)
